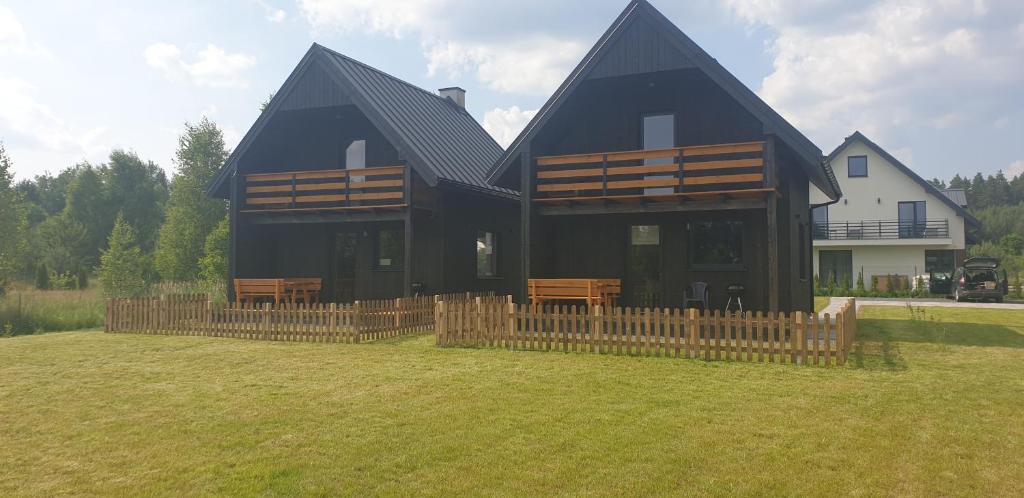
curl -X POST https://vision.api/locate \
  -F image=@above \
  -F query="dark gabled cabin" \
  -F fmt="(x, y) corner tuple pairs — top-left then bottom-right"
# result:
(207, 44), (520, 302)
(488, 0), (842, 313)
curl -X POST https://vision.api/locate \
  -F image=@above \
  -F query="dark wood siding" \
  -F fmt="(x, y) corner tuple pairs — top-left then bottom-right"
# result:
(278, 59), (352, 111)
(587, 16), (694, 80)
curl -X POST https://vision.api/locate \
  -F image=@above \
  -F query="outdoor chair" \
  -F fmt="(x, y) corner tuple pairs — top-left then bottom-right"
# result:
(683, 281), (709, 311)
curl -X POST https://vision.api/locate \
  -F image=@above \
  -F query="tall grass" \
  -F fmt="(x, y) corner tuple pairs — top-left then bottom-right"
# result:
(0, 287), (105, 336)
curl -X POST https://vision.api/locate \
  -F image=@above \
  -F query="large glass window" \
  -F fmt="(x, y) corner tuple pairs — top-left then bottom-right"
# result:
(925, 250), (956, 277)
(476, 231), (498, 278)
(689, 221), (744, 269)
(629, 225), (662, 307)
(898, 201), (927, 238)
(346, 139), (366, 182)
(376, 229), (404, 270)
(848, 155), (868, 177)
(819, 250), (853, 286)
(642, 113), (675, 195)
(812, 205), (829, 239)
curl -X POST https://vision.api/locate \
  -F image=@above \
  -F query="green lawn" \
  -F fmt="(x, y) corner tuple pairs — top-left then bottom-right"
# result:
(1, 306), (1023, 496)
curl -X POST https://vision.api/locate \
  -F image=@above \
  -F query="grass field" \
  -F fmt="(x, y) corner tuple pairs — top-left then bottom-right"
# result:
(1, 306), (1022, 496)
(0, 287), (104, 335)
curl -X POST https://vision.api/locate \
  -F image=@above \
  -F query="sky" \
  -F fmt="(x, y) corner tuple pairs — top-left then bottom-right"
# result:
(1, 0), (1022, 183)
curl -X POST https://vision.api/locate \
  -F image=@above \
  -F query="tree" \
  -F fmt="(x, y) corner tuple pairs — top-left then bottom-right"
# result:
(928, 178), (947, 189)
(101, 150), (169, 251)
(155, 117), (229, 281)
(1000, 234), (1024, 256)
(99, 214), (149, 298)
(63, 165), (109, 266)
(0, 143), (28, 292)
(199, 218), (229, 285)
(36, 215), (90, 277)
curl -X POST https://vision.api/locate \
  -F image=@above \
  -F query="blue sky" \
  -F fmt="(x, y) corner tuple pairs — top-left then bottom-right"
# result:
(2, 0), (1022, 183)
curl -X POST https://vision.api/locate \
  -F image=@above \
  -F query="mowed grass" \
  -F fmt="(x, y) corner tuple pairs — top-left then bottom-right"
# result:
(1, 307), (1023, 496)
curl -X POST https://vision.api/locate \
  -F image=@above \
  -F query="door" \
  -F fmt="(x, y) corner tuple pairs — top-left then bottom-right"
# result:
(627, 225), (661, 307)
(333, 232), (358, 302)
(642, 113), (675, 195)
(898, 201), (926, 238)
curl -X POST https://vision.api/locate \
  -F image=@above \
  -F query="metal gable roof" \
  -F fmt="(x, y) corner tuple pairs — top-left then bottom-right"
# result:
(207, 44), (514, 199)
(485, 0), (841, 201)
(828, 131), (979, 226)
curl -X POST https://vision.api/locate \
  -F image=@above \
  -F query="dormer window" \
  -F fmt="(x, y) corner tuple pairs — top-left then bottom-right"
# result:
(848, 155), (868, 177)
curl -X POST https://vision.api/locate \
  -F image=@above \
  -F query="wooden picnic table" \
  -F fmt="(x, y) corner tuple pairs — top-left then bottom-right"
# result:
(234, 278), (322, 307)
(528, 278), (621, 307)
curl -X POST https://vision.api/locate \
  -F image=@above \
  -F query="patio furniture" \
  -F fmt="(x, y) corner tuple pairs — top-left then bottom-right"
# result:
(528, 278), (621, 307)
(284, 278), (322, 304)
(725, 284), (745, 313)
(234, 278), (286, 307)
(683, 281), (709, 311)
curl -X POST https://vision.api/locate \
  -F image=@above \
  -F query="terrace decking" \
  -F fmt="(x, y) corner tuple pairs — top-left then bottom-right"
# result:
(242, 165), (407, 214)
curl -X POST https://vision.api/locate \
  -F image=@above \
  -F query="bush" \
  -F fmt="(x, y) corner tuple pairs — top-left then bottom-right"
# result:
(35, 263), (50, 290)
(98, 215), (150, 298)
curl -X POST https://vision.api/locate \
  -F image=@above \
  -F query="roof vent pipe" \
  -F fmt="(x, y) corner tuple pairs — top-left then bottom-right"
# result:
(439, 87), (466, 108)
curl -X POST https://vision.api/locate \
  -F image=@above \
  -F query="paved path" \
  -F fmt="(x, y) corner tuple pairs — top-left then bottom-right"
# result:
(822, 297), (1024, 314)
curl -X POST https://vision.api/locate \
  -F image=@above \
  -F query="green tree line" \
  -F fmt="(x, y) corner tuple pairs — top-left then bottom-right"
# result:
(0, 117), (230, 298)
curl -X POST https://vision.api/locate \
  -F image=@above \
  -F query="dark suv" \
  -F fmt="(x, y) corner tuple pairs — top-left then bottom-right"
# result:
(951, 257), (1009, 303)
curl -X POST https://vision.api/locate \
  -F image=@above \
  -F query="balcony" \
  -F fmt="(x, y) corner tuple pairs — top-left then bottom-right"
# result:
(813, 219), (950, 241)
(241, 165), (406, 214)
(532, 141), (773, 211)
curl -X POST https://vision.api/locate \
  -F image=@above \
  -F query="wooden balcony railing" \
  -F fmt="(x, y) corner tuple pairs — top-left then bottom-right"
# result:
(533, 141), (770, 204)
(242, 165), (406, 213)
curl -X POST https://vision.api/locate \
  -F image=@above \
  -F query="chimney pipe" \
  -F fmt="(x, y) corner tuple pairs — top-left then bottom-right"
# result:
(439, 87), (466, 108)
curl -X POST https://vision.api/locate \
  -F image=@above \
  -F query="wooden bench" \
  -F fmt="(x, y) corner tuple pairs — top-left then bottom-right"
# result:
(235, 278), (286, 307)
(284, 278), (322, 304)
(528, 278), (621, 307)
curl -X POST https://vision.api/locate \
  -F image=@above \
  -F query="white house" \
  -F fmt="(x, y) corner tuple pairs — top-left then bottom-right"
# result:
(810, 132), (977, 290)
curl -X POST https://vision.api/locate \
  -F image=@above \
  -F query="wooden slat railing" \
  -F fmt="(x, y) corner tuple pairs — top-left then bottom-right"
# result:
(437, 297), (857, 367)
(243, 165), (406, 213)
(533, 141), (768, 202)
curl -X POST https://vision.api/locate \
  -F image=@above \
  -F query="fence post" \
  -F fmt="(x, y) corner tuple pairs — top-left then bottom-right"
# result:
(507, 301), (517, 351)
(105, 299), (112, 333)
(354, 300), (362, 343)
(794, 311), (805, 365)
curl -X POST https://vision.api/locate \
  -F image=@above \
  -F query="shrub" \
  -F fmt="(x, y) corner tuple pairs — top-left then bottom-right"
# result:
(856, 270), (866, 295)
(98, 215), (149, 298)
(35, 263), (50, 290)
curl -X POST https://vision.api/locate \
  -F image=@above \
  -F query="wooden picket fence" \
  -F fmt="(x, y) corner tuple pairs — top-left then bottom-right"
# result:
(436, 298), (857, 366)
(106, 292), (493, 343)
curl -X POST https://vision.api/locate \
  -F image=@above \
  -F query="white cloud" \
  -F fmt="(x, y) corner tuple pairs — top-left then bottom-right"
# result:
(426, 37), (584, 95)
(297, 0), (583, 95)
(483, 106), (537, 148)
(252, 0), (287, 22)
(724, 0), (1024, 147)
(144, 43), (257, 88)
(0, 6), (48, 56)
(0, 77), (108, 176)
(1008, 160), (1024, 179)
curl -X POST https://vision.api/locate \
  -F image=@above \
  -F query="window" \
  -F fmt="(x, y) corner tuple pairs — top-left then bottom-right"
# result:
(642, 113), (675, 195)
(812, 205), (829, 239)
(925, 250), (956, 277)
(819, 250), (853, 286)
(376, 229), (404, 270)
(848, 155), (868, 177)
(689, 221), (744, 269)
(898, 201), (926, 238)
(346, 139), (366, 182)
(476, 231), (498, 278)
(629, 226), (662, 307)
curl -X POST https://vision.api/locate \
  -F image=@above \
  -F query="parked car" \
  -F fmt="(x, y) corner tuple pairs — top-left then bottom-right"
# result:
(950, 257), (1009, 302)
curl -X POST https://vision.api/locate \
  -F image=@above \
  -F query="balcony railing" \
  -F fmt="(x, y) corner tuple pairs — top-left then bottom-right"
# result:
(242, 165), (406, 213)
(533, 141), (770, 204)
(812, 219), (950, 240)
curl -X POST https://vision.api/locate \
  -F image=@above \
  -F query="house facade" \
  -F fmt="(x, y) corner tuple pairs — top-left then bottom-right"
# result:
(207, 44), (520, 302)
(487, 0), (841, 313)
(810, 132), (977, 290)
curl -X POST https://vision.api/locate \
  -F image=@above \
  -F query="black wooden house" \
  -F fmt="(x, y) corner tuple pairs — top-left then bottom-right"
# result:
(207, 44), (519, 302)
(487, 0), (842, 312)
